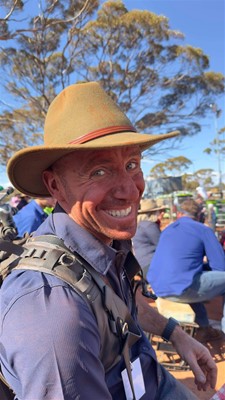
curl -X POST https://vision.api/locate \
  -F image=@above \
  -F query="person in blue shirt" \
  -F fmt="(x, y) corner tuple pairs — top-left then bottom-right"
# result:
(13, 197), (56, 237)
(1, 82), (217, 399)
(147, 198), (225, 341)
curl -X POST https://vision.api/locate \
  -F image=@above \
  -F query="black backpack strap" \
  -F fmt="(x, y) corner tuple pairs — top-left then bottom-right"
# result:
(0, 235), (141, 399)
(23, 237), (141, 339)
(89, 268), (140, 400)
(0, 238), (25, 258)
(0, 369), (14, 400)
(30, 236), (141, 399)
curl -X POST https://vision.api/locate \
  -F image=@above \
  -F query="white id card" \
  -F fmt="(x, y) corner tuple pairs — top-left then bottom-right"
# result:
(121, 357), (146, 400)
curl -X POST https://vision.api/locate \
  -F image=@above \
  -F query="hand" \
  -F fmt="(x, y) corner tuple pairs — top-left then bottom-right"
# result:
(170, 326), (217, 391)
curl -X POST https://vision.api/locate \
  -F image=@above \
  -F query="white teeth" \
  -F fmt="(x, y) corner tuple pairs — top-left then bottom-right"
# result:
(107, 207), (131, 217)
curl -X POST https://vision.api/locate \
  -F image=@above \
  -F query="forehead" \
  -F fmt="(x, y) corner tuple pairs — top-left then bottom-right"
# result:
(56, 146), (142, 169)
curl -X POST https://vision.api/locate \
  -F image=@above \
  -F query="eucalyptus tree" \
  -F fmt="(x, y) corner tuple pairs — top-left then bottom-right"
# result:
(0, 0), (224, 166)
(145, 157), (218, 196)
(149, 156), (192, 179)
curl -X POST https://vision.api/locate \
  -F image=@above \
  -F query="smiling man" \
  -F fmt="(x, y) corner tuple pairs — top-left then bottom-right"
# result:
(43, 147), (144, 244)
(0, 82), (217, 399)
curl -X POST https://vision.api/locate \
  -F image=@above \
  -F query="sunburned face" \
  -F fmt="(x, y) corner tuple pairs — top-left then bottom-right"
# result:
(43, 146), (145, 244)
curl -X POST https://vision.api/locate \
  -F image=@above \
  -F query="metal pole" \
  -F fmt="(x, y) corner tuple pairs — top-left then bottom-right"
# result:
(210, 104), (223, 198)
(214, 113), (223, 197)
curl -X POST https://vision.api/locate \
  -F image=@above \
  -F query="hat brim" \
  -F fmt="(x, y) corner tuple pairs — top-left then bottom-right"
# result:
(7, 130), (179, 197)
(138, 206), (168, 214)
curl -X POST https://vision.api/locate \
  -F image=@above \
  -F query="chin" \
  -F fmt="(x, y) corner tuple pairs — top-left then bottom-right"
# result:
(111, 230), (134, 241)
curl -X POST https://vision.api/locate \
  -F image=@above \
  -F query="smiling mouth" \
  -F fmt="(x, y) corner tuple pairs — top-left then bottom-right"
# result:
(106, 207), (132, 218)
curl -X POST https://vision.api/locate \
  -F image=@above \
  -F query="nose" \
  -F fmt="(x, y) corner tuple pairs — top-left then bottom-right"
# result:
(112, 171), (144, 200)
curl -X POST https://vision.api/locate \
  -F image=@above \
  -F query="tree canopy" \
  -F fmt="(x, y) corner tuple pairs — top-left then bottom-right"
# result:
(144, 155), (221, 196)
(149, 156), (192, 179)
(0, 0), (224, 166)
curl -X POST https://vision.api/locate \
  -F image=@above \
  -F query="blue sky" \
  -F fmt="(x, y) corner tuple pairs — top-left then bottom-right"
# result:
(0, 0), (224, 188)
(123, 0), (225, 181)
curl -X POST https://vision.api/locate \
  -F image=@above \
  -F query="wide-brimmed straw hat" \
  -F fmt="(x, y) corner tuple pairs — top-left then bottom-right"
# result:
(7, 81), (179, 197)
(138, 199), (168, 214)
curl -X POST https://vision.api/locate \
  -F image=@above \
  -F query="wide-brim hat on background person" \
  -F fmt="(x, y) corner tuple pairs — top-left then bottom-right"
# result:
(138, 199), (168, 214)
(7, 81), (179, 197)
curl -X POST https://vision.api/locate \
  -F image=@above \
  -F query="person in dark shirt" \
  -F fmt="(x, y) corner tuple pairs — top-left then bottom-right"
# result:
(1, 82), (217, 399)
(132, 198), (167, 278)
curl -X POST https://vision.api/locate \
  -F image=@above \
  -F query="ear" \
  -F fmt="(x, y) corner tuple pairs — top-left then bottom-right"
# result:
(42, 170), (63, 201)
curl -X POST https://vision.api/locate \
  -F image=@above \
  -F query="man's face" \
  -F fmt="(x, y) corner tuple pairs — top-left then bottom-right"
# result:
(46, 146), (145, 244)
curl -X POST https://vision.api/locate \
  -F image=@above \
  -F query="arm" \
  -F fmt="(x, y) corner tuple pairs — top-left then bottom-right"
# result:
(135, 287), (217, 391)
(204, 227), (225, 270)
(147, 223), (161, 248)
(1, 274), (112, 400)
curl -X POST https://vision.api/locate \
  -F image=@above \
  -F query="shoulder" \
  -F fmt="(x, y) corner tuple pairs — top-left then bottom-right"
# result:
(0, 271), (103, 399)
(138, 220), (155, 230)
(1, 270), (95, 324)
(1, 270), (100, 355)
